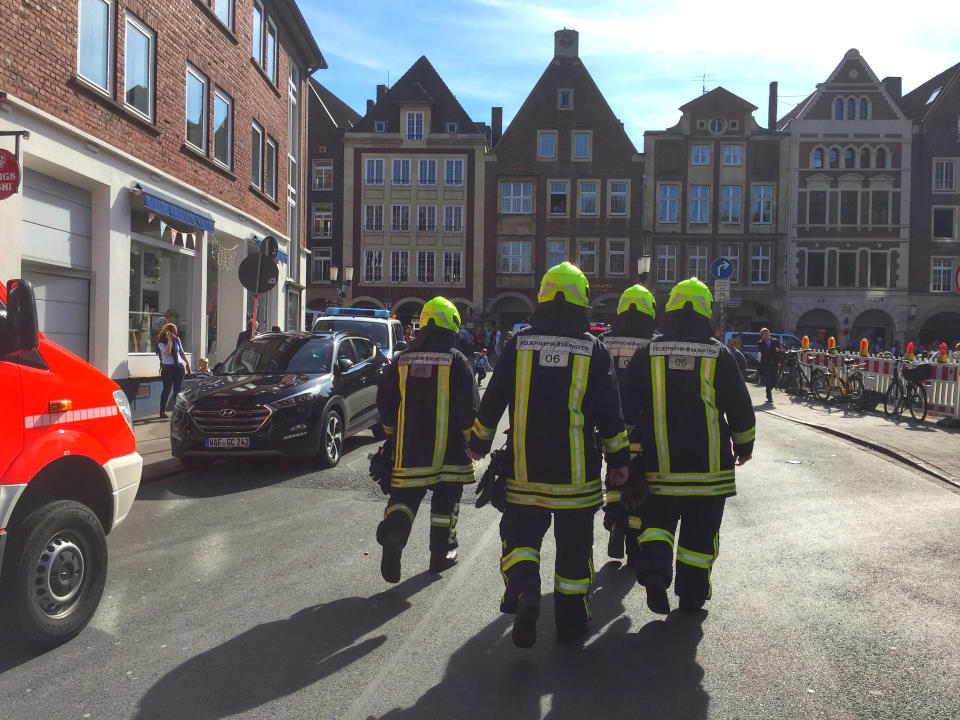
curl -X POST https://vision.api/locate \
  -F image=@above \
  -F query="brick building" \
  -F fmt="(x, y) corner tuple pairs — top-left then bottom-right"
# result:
(484, 29), (643, 329)
(0, 0), (323, 416)
(643, 86), (789, 332)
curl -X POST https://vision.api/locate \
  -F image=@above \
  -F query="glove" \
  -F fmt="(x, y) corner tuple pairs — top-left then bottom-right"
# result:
(622, 454), (649, 514)
(368, 439), (394, 495)
(476, 447), (508, 512)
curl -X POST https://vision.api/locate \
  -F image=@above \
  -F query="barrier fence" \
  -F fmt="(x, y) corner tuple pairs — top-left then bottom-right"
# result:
(798, 352), (960, 418)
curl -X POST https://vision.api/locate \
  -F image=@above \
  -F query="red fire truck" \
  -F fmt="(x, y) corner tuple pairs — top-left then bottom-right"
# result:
(1, 279), (142, 647)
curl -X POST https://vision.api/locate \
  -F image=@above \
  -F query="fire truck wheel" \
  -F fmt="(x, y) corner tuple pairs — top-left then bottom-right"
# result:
(2, 500), (108, 648)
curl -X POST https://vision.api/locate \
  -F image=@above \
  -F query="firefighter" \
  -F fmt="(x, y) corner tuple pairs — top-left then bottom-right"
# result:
(467, 262), (630, 647)
(620, 277), (755, 614)
(600, 284), (656, 564)
(376, 296), (480, 583)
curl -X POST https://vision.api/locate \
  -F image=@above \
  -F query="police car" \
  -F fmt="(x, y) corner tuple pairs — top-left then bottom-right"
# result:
(311, 308), (406, 360)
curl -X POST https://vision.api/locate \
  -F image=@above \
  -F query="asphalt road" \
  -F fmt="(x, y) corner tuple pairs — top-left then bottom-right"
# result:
(2, 411), (959, 720)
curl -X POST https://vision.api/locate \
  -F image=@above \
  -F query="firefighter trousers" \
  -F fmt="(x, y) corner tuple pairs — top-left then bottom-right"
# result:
(499, 503), (596, 630)
(603, 490), (638, 562)
(632, 494), (726, 604)
(377, 482), (462, 553)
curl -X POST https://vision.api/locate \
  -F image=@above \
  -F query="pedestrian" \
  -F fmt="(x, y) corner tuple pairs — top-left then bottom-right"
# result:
(600, 284), (656, 566)
(468, 262), (630, 648)
(728, 340), (748, 379)
(456, 321), (474, 355)
(475, 347), (491, 387)
(376, 297), (480, 582)
(236, 318), (257, 348)
(757, 327), (783, 403)
(158, 323), (190, 418)
(195, 357), (214, 378)
(620, 277), (755, 615)
(404, 324), (415, 343)
(271, 325), (282, 333)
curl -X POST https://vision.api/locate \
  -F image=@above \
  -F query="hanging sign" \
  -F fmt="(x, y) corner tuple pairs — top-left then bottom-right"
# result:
(0, 149), (21, 201)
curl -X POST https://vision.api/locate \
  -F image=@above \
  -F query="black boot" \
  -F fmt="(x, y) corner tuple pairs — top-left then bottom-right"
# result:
(380, 532), (402, 584)
(607, 524), (625, 560)
(429, 548), (458, 573)
(512, 590), (540, 648)
(642, 574), (670, 615)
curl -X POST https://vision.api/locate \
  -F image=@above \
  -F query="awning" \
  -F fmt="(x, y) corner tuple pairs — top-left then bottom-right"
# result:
(132, 183), (215, 233)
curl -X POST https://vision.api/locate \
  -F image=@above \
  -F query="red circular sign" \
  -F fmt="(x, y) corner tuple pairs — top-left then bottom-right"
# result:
(0, 149), (21, 201)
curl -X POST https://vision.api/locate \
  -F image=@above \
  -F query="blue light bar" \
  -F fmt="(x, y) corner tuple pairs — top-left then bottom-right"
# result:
(324, 307), (390, 319)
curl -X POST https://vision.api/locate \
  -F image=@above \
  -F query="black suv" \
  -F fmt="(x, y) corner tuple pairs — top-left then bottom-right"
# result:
(171, 331), (387, 468)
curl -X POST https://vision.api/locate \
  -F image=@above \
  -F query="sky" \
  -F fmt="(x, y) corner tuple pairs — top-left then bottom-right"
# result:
(300, 0), (960, 147)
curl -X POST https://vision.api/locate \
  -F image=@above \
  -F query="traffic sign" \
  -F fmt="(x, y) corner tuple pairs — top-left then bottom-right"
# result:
(238, 253), (279, 293)
(0, 149), (21, 201)
(714, 279), (731, 303)
(711, 257), (734, 280)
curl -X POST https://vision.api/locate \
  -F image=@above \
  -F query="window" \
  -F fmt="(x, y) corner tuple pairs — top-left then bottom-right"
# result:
(185, 65), (208, 151)
(251, 122), (263, 188)
(311, 204), (332, 238)
(374, 120), (388, 133)
(858, 148), (870, 169)
(722, 145), (742, 166)
(442, 251), (462, 284)
(444, 159), (464, 187)
(609, 182), (628, 216)
(390, 250), (409, 283)
(558, 89), (573, 109)
(265, 137), (277, 199)
(829, 149), (840, 169)
(806, 251), (826, 287)
(869, 252), (888, 287)
(688, 244), (707, 278)
(124, 14), (154, 120)
(549, 181), (568, 215)
(658, 184), (679, 223)
(573, 132), (591, 160)
(656, 245), (677, 283)
(364, 205), (383, 232)
(128, 240), (194, 353)
(579, 182), (597, 216)
(843, 148), (855, 168)
(364, 250), (383, 283)
(265, 18), (277, 82)
(391, 205), (410, 232)
(311, 247), (331, 284)
(721, 186), (741, 224)
(935, 160), (956, 192)
(539, 132), (556, 159)
(834, 98), (844, 120)
(417, 205), (437, 232)
(212, 88), (232, 167)
(79, 0), (113, 91)
(859, 98), (869, 119)
(312, 159), (333, 190)
(443, 205), (463, 232)
(840, 191), (858, 225)
(689, 186), (709, 224)
(709, 118), (726, 134)
(607, 240), (627, 275)
(213, 0), (232, 29)
(838, 251), (857, 287)
(808, 190), (827, 224)
(724, 245), (740, 283)
(934, 208), (956, 240)
(365, 158), (384, 186)
(418, 159), (436, 186)
(932, 258), (954, 292)
(691, 145), (710, 165)
(876, 148), (887, 169)
(578, 240), (597, 275)
(502, 182), (532, 214)
(752, 185), (773, 224)
(252, 1), (263, 65)
(847, 98), (855, 120)
(751, 245), (771, 284)
(871, 191), (889, 225)
(445, 121), (459, 133)
(416, 251), (436, 284)
(406, 111), (424, 141)
(813, 148), (824, 169)
(500, 240), (532, 273)
(392, 158), (410, 186)
(548, 239), (567, 267)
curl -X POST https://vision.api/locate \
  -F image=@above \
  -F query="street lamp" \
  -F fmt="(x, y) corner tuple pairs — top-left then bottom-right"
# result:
(330, 265), (353, 303)
(637, 255), (652, 285)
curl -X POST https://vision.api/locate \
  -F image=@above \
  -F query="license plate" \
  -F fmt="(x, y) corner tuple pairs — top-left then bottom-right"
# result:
(205, 437), (250, 449)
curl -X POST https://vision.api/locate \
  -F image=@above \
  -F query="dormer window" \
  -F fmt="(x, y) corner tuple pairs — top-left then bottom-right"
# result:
(374, 120), (388, 133)
(406, 111), (424, 141)
(445, 121), (459, 134)
(558, 89), (573, 110)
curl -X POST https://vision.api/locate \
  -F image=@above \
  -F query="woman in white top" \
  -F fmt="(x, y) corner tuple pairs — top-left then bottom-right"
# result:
(158, 322), (191, 418)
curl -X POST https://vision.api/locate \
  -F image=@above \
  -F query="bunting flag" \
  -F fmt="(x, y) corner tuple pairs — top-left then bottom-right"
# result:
(189, 232), (197, 248)
(147, 211), (156, 224)
(170, 227), (178, 245)
(159, 219), (167, 240)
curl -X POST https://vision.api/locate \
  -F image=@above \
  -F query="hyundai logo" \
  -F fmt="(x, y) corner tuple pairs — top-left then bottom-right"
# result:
(218, 409), (238, 417)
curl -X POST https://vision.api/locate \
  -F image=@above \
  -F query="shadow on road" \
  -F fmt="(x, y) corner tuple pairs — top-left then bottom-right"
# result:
(377, 561), (708, 720)
(131, 572), (438, 720)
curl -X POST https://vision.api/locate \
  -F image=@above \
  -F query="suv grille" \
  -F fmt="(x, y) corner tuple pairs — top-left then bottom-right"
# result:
(189, 405), (271, 434)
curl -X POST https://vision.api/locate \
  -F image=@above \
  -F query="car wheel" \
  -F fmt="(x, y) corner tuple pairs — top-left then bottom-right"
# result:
(1, 500), (107, 648)
(319, 409), (344, 468)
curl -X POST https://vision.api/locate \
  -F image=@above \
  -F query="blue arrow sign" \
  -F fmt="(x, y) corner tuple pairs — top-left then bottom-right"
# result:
(711, 257), (734, 279)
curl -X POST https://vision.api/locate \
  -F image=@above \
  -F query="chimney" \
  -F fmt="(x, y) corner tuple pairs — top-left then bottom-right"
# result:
(492, 107), (503, 147)
(554, 28), (579, 59)
(376, 84), (387, 103)
(366, 99), (374, 115)
(883, 76), (902, 101)
(768, 81), (778, 131)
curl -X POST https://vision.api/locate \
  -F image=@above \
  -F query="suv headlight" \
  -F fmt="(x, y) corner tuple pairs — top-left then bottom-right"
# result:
(113, 389), (133, 430)
(174, 392), (193, 412)
(270, 391), (319, 409)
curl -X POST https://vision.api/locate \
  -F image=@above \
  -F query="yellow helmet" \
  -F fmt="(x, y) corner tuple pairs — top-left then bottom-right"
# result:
(665, 277), (712, 318)
(616, 284), (655, 317)
(419, 296), (461, 332)
(537, 262), (589, 308)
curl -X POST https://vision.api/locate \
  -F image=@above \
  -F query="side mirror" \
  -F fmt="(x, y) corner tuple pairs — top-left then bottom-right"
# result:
(337, 357), (355, 373)
(394, 340), (407, 351)
(0, 279), (40, 356)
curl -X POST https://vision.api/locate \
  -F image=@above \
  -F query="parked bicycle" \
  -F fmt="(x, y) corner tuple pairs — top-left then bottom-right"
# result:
(884, 358), (931, 423)
(883, 357), (907, 418)
(812, 357), (864, 407)
(778, 350), (825, 398)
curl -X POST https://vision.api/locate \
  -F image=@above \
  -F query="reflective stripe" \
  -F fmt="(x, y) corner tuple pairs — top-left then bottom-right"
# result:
(676, 545), (714, 569)
(384, 503), (415, 523)
(513, 350), (533, 482)
(505, 491), (603, 510)
(506, 479), (603, 495)
(501, 547), (540, 572)
(555, 574), (591, 595)
(24, 404), (118, 429)
(628, 515), (644, 530)
(471, 418), (495, 441)
(651, 483), (736, 497)
(393, 464), (478, 476)
(568, 353), (589, 484)
(394, 365), (409, 470)
(601, 430), (628, 453)
(701, 358), (720, 473)
(638, 527), (675, 546)
(430, 513), (452, 526)
(732, 427), (755, 444)
(605, 489), (622, 502)
(629, 442), (643, 455)
(651, 356), (670, 473)
(433, 365), (450, 466)
(647, 470), (735, 482)
(382, 424), (395, 436)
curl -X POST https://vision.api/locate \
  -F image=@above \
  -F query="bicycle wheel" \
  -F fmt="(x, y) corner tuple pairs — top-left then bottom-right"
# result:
(811, 369), (831, 401)
(883, 382), (902, 417)
(907, 383), (927, 423)
(846, 375), (864, 408)
(780, 367), (799, 394)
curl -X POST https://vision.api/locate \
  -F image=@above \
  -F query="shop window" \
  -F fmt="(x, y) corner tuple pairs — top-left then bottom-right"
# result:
(129, 238), (195, 354)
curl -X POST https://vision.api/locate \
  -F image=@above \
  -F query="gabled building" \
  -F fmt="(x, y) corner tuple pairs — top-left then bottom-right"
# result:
(304, 80), (361, 316)
(341, 57), (489, 328)
(778, 49), (913, 350)
(483, 29), (643, 329)
(643, 86), (789, 331)
(900, 62), (960, 348)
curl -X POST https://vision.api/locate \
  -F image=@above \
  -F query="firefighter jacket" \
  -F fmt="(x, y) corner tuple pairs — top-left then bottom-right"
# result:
(601, 331), (650, 460)
(620, 314), (755, 498)
(377, 330), (479, 488)
(468, 320), (630, 511)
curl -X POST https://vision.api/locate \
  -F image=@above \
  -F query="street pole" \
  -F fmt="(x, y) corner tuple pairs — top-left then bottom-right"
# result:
(251, 251), (263, 339)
